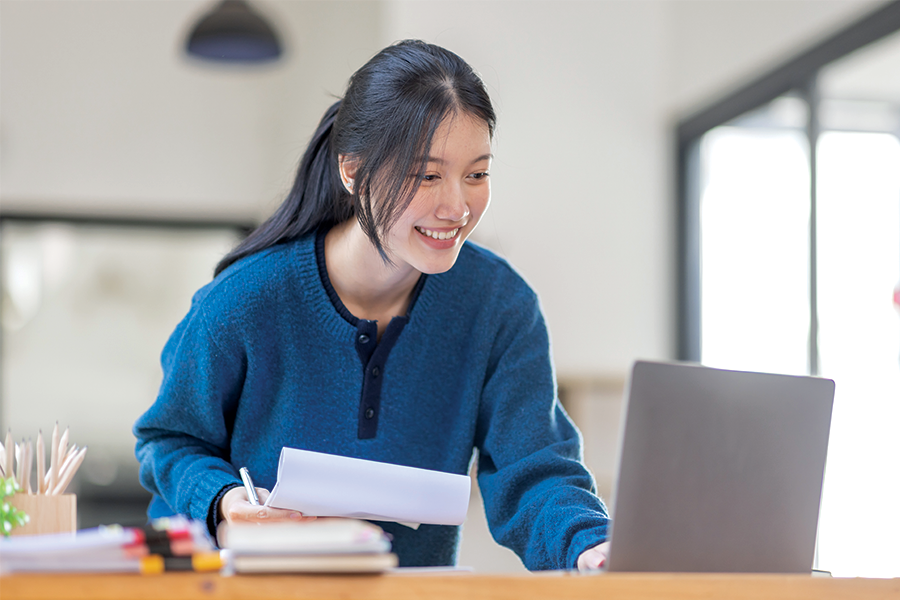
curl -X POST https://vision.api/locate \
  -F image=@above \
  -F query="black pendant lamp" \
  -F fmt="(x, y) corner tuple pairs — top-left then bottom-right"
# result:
(186, 0), (282, 63)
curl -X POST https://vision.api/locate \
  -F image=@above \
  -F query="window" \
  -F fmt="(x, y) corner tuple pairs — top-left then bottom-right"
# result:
(0, 216), (245, 527)
(678, 3), (900, 577)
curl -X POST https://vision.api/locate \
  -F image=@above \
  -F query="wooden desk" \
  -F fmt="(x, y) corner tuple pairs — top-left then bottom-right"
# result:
(1, 571), (898, 600)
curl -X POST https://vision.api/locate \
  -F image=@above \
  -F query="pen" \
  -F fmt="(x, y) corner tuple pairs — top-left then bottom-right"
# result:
(139, 552), (224, 574)
(239, 467), (260, 506)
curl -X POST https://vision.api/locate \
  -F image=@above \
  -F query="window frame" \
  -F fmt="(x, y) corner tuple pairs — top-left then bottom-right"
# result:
(0, 210), (253, 424)
(675, 0), (900, 370)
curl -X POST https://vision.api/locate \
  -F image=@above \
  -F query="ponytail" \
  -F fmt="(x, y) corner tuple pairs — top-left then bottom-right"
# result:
(214, 100), (349, 276)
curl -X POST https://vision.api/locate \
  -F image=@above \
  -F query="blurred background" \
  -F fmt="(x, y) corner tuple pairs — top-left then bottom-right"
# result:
(1, 0), (898, 577)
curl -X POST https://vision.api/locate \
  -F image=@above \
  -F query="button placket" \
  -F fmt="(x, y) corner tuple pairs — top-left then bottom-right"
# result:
(355, 316), (407, 439)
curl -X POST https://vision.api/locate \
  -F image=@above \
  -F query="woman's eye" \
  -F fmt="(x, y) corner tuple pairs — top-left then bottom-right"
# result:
(469, 172), (490, 180)
(422, 174), (440, 182)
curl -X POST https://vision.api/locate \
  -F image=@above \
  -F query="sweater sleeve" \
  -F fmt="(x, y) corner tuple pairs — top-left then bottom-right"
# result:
(474, 288), (610, 571)
(133, 295), (245, 531)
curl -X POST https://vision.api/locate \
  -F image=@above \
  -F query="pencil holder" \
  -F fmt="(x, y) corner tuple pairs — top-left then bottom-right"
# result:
(8, 493), (76, 536)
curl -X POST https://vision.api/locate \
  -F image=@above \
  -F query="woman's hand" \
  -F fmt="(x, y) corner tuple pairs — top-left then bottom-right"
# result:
(218, 486), (316, 523)
(577, 541), (611, 571)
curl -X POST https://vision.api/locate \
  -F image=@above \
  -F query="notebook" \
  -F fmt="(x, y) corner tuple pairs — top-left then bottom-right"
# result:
(218, 519), (397, 574)
(604, 360), (835, 573)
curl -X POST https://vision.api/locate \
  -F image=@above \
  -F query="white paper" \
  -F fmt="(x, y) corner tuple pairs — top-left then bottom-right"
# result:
(265, 448), (471, 526)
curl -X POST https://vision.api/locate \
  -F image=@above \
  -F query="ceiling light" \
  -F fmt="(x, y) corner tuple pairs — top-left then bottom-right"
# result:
(186, 0), (282, 63)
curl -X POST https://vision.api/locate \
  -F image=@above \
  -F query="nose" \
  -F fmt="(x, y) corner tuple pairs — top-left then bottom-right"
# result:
(434, 181), (469, 223)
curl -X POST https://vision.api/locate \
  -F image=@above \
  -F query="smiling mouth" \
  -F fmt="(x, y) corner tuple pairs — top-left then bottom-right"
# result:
(415, 226), (460, 241)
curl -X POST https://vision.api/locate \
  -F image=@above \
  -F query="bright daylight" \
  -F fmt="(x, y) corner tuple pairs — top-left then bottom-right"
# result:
(701, 127), (900, 577)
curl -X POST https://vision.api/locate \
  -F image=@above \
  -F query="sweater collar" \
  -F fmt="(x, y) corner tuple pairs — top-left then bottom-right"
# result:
(314, 226), (427, 327)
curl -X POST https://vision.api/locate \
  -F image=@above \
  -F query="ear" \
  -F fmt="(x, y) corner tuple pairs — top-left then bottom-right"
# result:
(338, 155), (358, 195)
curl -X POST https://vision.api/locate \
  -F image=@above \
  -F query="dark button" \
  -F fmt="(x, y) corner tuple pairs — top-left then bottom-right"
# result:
(358, 334), (370, 344)
(372, 366), (380, 377)
(365, 407), (375, 419)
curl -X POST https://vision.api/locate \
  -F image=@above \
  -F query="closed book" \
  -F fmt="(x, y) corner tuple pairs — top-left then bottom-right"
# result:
(220, 519), (391, 555)
(224, 551), (398, 573)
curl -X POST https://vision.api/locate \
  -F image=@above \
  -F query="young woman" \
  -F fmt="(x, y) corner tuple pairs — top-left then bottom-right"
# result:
(134, 40), (610, 571)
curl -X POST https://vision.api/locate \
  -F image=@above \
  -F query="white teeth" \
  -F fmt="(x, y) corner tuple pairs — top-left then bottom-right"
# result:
(416, 227), (459, 241)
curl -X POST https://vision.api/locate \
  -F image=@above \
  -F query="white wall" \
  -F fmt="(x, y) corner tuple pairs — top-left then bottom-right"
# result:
(664, 0), (891, 116)
(382, 1), (671, 376)
(0, 0), (384, 220)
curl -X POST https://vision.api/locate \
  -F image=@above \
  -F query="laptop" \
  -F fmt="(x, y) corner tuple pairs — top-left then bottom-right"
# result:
(604, 360), (835, 573)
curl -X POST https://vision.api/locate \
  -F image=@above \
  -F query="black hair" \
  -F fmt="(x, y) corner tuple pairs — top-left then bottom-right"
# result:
(214, 39), (496, 277)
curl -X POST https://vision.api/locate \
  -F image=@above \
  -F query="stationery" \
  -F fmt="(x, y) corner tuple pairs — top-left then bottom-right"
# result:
(218, 519), (397, 574)
(2, 426), (89, 536)
(239, 467), (260, 505)
(0, 516), (220, 574)
(265, 448), (471, 527)
(0, 426), (87, 497)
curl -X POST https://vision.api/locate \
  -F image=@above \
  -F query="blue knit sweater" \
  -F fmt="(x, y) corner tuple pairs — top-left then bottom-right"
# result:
(133, 230), (609, 570)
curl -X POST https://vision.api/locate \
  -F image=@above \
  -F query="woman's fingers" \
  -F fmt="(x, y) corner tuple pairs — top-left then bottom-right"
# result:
(250, 488), (314, 520)
(219, 485), (315, 523)
(229, 502), (309, 522)
(577, 541), (611, 571)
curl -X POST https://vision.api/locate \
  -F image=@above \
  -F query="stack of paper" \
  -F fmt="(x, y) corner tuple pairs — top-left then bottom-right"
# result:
(0, 516), (220, 574)
(219, 519), (397, 574)
(265, 447), (471, 527)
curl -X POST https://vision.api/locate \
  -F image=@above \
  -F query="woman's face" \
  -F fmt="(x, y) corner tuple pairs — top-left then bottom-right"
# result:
(385, 113), (492, 275)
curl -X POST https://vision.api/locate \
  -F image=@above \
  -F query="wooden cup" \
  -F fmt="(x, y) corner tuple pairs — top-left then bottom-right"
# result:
(7, 494), (77, 536)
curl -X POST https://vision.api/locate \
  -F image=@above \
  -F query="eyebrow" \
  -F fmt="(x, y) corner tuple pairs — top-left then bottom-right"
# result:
(425, 153), (493, 165)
